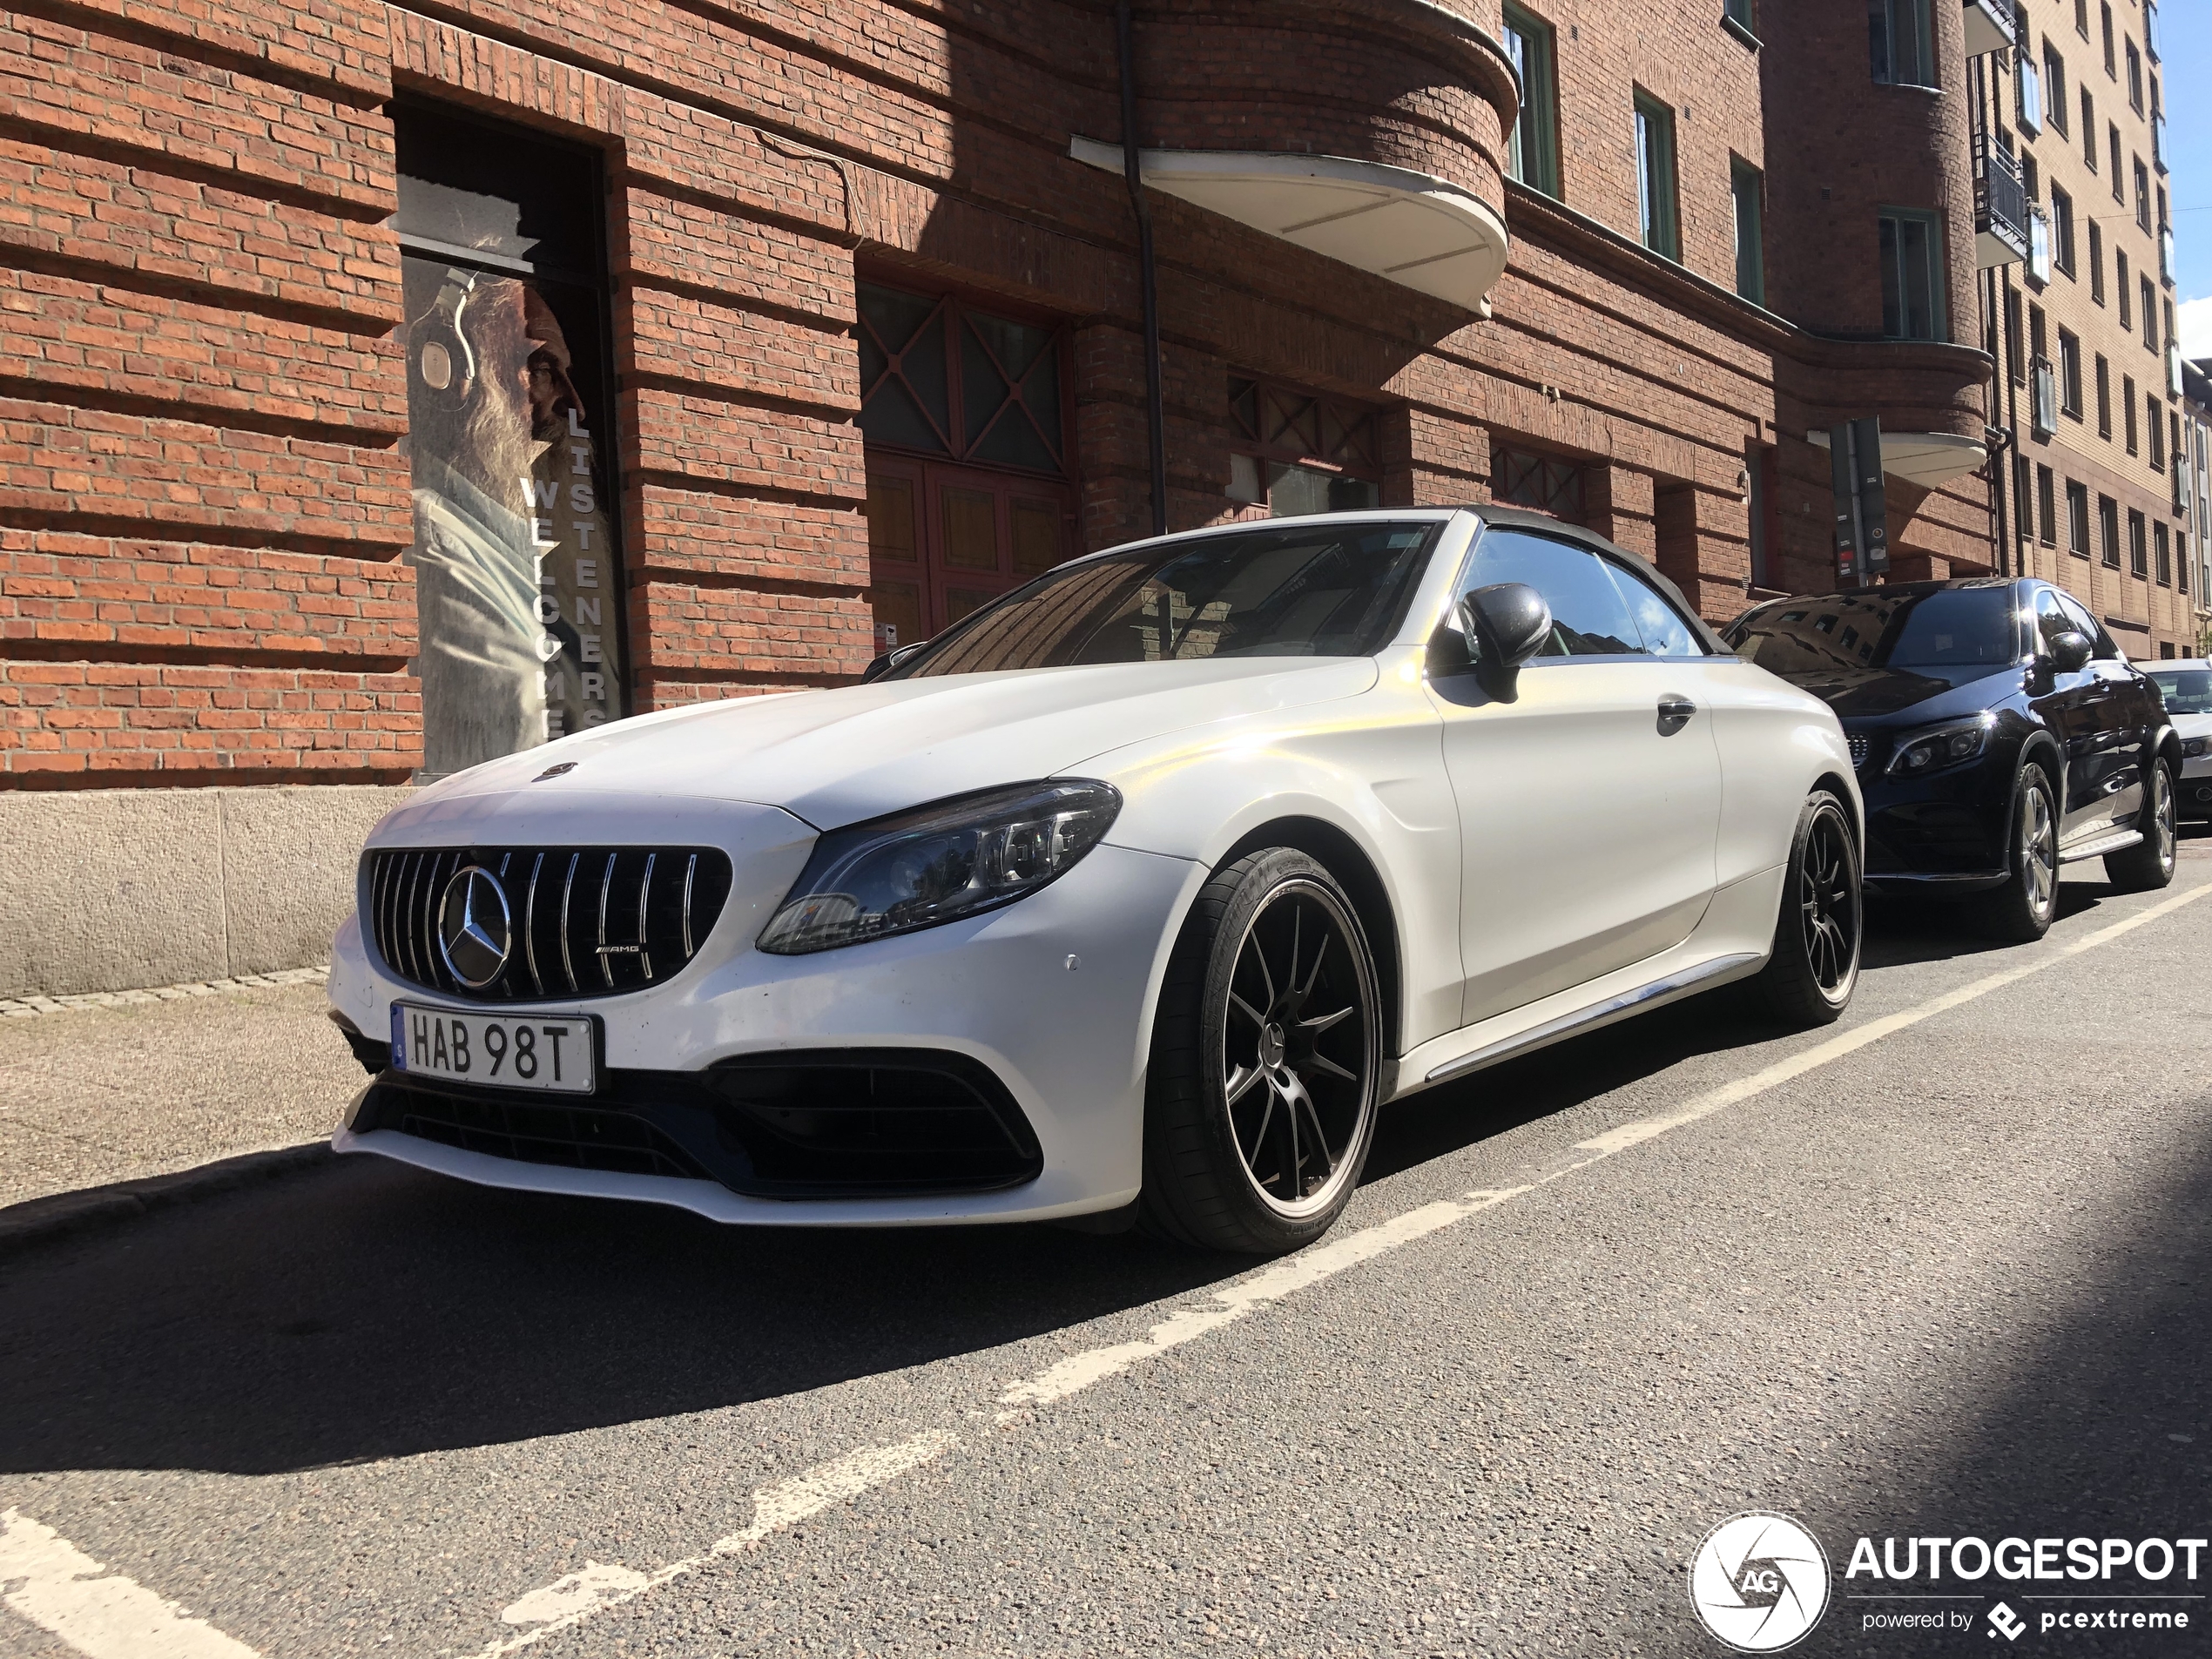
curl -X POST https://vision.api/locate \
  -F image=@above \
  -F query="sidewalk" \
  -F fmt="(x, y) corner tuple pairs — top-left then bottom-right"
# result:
(0, 973), (361, 1214)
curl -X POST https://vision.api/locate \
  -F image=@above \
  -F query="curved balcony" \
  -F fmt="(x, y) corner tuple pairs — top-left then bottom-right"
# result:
(1076, 0), (1520, 315)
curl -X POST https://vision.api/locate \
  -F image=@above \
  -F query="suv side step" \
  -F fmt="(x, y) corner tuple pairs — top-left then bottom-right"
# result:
(2059, 828), (2142, 863)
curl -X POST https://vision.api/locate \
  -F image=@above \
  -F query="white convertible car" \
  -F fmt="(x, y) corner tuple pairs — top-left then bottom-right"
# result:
(328, 508), (1861, 1252)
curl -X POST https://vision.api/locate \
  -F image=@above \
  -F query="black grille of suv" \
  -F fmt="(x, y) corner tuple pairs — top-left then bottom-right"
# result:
(368, 846), (733, 1001)
(1848, 734), (1870, 771)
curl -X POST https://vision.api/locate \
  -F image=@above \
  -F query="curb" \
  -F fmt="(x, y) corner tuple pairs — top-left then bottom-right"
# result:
(0, 1142), (336, 1263)
(0, 966), (329, 1019)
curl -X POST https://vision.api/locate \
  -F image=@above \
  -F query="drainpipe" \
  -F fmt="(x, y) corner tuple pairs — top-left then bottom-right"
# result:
(1116, 0), (1169, 537)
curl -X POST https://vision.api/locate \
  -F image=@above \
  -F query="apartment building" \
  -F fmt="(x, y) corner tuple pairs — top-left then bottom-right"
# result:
(1977, 0), (2192, 656)
(1, 0), (2000, 993)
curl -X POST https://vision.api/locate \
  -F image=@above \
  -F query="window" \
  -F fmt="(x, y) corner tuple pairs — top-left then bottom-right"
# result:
(2052, 185), (2076, 274)
(1225, 377), (1382, 520)
(2119, 252), (2132, 326)
(2067, 480), (2092, 556)
(392, 104), (627, 779)
(2096, 353), (2112, 435)
(1492, 444), (1587, 523)
(1462, 529), (1704, 658)
(1870, 0), (1934, 87)
(2101, 493), (2121, 566)
(1723, 0), (1757, 39)
(2015, 454), (2033, 544)
(2143, 277), (2159, 349)
(2135, 158), (2152, 232)
(2046, 44), (2069, 132)
(2017, 52), (2043, 132)
(1501, 4), (1561, 198)
(2089, 221), (2105, 300)
(2110, 125), (2124, 198)
(2155, 519), (2172, 585)
(2059, 328), (2083, 416)
(2129, 508), (2148, 577)
(1731, 160), (1765, 303)
(1879, 210), (1944, 340)
(2006, 288), (2026, 383)
(1746, 442), (1774, 589)
(2101, 3), (2116, 75)
(2127, 37), (2143, 109)
(2082, 90), (2097, 165)
(2029, 206), (2053, 286)
(2037, 465), (2058, 545)
(2125, 374), (2139, 452)
(2149, 394), (2166, 470)
(2076, 0), (2089, 39)
(1634, 92), (1680, 259)
(857, 281), (1076, 645)
(2030, 300), (2048, 365)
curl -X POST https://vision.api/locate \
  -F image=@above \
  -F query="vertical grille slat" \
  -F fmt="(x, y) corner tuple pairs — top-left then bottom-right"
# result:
(365, 845), (732, 1004)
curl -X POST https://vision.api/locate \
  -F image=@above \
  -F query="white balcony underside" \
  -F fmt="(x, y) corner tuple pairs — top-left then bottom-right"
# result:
(1807, 428), (1990, 490)
(1069, 136), (1510, 317)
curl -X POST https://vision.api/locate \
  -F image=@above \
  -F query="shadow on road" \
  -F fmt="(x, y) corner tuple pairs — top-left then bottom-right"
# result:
(0, 879), (2156, 1482)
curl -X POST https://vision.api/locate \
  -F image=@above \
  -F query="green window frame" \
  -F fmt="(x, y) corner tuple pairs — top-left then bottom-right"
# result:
(1634, 91), (1680, 260)
(1870, 0), (1935, 87)
(1878, 207), (1945, 341)
(1731, 159), (1765, 303)
(1501, 3), (1561, 198)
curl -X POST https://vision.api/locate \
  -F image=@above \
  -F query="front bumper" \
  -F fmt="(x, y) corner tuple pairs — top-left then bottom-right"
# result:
(2178, 755), (2212, 816)
(328, 822), (1204, 1226)
(1858, 751), (2013, 889)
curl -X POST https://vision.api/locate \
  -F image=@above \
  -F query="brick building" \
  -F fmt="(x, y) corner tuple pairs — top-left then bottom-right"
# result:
(2, 0), (2008, 995)
(1976, 0), (2192, 658)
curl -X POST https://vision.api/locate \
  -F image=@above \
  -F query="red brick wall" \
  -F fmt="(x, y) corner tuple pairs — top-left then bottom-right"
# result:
(1, 0), (2003, 788)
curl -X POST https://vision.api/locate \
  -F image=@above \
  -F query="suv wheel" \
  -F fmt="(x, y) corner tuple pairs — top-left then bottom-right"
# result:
(2105, 758), (2178, 892)
(1974, 764), (2060, 941)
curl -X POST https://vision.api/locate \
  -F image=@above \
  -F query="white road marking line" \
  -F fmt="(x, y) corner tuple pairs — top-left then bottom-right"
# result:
(471, 1430), (956, 1659)
(472, 880), (2210, 1653)
(0, 1509), (259, 1659)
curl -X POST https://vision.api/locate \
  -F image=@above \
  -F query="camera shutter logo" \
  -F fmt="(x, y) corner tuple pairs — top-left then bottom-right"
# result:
(1688, 1512), (1831, 1652)
(438, 866), (513, 989)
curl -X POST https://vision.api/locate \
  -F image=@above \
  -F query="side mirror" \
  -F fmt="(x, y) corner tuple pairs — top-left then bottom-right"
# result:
(862, 640), (928, 683)
(1464, 582), (1552, 701)
(2047, 631), (2092, 675)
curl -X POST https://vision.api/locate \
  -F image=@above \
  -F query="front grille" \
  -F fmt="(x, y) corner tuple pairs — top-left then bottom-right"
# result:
(368, 846), (732, 1002)
(1848, 734), (1870, 771)
(361, 1080), (711, 1179)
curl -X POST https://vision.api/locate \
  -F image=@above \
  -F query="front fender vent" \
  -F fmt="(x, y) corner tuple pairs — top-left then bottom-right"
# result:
(367, 846), (733, 1002)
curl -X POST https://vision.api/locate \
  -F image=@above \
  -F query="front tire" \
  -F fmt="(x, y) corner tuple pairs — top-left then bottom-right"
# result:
(1140, 849), (1381, 1254)
(1973, 764), (2060, 941)
(2105, 757), (2177, 892)
(1750, 790), (1861, 1027)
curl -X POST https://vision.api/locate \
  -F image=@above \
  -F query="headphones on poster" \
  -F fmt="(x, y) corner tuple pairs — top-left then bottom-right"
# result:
(409, 268), (480, 408)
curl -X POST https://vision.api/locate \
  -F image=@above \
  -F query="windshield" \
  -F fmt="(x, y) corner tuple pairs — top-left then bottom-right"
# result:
(2150, 669), (2212, 713)
(888, 520), (1443, 678)
(1724, 586), (2020, 689)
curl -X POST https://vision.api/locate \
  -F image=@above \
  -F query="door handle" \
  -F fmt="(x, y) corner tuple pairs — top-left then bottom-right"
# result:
(1656, 695), (1696, 736)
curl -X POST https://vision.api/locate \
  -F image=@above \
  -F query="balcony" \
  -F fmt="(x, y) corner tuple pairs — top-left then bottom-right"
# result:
(2033, 357), (2058, 435)
(1962, 0), (2018, 57)
(1974, 137), (2030, 266)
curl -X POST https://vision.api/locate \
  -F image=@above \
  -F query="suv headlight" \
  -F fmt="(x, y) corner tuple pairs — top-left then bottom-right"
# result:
(758, 780), (1122, 955)
(1885, 713), (1996, 779)
(2182, 736), (2212, 759)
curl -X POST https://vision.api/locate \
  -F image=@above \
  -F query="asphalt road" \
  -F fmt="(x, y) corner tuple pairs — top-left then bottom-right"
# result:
(3, 845), (2209, 1659)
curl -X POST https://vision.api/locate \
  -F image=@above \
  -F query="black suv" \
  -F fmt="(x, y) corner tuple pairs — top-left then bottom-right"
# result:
(1724, 578), (2182, 940)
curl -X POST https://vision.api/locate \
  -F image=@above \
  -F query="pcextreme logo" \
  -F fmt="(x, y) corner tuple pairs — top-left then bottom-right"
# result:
(1689, 1512), (1832, 1652)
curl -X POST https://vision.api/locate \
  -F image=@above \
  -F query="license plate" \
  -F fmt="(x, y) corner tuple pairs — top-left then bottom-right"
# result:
(390, 1003), (597, 1095)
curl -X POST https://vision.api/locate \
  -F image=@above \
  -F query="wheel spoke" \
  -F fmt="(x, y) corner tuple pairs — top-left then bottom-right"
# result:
(1304, 1051), (1358, 1084)
(1299, 1004), (1355, 1035)
(1243, 1089), (1277, 1172)
(1296, 1093), (1333, 1180)
(1228, 991), (1267, 1028)
(1225, 1062), (1264, 1109)
(1251, 927), (1278, 1008)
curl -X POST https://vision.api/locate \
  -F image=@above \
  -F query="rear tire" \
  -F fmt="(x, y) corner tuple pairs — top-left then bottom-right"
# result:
(1973, 764), (2060, 941)
(2105, 757), (2177, 892)
(1750, 790), (1861, 1027)
(1139, 849), (1381, 1255)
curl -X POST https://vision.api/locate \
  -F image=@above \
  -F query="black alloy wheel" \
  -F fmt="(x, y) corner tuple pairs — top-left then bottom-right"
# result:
(1141, 848), (1381, 1254)
(2106, 757), (2178, 892)
(1974, 765), (2060, 941)
(1750, 790), (1861, 1027)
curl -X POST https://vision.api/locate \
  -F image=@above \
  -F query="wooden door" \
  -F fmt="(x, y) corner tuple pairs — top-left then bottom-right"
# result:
(866, 460), (1074, 651)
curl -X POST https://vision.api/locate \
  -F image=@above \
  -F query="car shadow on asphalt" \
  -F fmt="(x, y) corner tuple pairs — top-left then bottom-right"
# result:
(1857, 880), (2113, 972)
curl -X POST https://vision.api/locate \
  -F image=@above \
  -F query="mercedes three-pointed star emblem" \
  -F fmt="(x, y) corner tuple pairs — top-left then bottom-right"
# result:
(437, 864), (512, 990)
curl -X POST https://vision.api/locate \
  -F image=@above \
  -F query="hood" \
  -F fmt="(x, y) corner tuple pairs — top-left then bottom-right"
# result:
(1770, 663), (2021, 722)
(421, 655), (1379, 829)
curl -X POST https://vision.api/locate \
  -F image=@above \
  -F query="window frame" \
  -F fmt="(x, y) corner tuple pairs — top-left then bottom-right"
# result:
(2037, 464), (2059, 547)
(2101, 493), (2122, 567)
(2044, 43), (2069, 132)
(1455, 523), (1713, 663)
(2129, 508), (2148, 577)
(1501, 3), (1562, 199)
(2051, 185), (2076, 275)
(1878, 206), (1947, 341)
(2067, 479), (2092, 557)
(1731, 158), (1766, 304)
(1224, 374), (1385, 521)
(1633, 90), (1682, 260)
(2058, 327), (2084, 417)
(2089, 220), (2105, 301)
(1871, 0), (1937, 89)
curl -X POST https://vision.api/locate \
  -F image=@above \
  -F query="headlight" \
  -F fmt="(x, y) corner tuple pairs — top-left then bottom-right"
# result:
(2183, 736), (2212, 759)
(1885, 714), (1996, 779)
(758, 780), (1122, 954)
